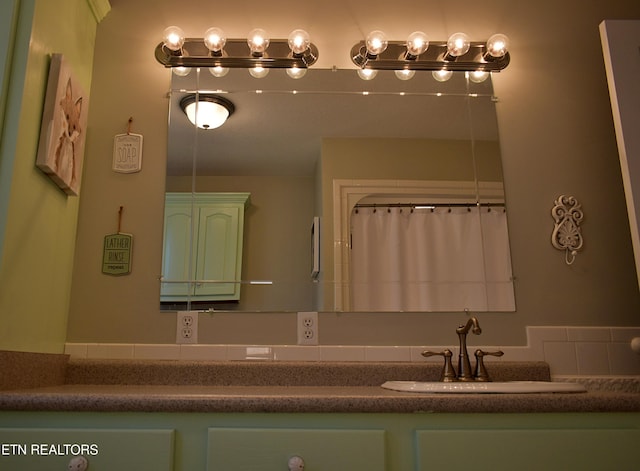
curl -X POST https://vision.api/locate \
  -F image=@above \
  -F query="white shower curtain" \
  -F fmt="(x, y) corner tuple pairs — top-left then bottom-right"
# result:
(350, 206), (514, 311)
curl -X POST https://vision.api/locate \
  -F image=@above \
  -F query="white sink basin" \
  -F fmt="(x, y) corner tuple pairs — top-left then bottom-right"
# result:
(381, 380), (587, 394)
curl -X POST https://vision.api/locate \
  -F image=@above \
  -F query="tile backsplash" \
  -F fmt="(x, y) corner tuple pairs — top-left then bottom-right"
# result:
(65, 325), (640, 378)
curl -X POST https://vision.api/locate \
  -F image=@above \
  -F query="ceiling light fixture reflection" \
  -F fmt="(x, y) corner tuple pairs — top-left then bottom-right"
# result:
(394, 69), (415, 80)
(180, 94), (235, 130)
(357, 68), (378, 80)
(468, 70), (489, 83)
(209, 66), (229, 77)
(432, 69), (453, 82)
(286, 66), (307, 79)
(249, 66), (269, 78)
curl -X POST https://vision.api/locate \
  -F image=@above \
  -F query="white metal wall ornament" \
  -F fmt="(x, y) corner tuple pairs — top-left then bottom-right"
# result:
(551, 195), (584, 265)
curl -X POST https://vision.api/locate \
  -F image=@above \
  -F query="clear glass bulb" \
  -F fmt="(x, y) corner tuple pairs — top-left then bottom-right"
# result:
(365, 30), (388, 56)
(247, 28), (270, 55)
(486, 33), (510, 58)
(249, 66), (269, 78)
(432, 69), (453, 82)
(288, 29), (311, 55)
(209, 66), (229, 78)
(162, 26), (185, 51)
(394, 69), (415, 81)
(469, 70), (489, 83)
(286, 67), (307, 79)
(172, 66), (191, 77)
(204, 27), (226, 52)
(446, 32), (471, 57)
(406, 31), (429, 57)
(357, 68), (377, 80)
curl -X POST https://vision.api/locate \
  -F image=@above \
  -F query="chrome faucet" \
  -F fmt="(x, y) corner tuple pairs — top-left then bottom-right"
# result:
(455, 317), (482, 381)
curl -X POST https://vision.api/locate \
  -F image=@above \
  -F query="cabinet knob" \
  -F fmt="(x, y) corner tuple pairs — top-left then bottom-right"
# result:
(68, 456), (88, 471)
(288, 455), (305, 470)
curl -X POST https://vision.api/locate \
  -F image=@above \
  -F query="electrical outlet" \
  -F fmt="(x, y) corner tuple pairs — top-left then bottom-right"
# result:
(176, 311), (198, 344)
(297, 311), (318, 345)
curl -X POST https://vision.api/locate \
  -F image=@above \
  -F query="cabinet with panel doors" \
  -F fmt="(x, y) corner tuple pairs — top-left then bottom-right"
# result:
(161, 192), (250, 302)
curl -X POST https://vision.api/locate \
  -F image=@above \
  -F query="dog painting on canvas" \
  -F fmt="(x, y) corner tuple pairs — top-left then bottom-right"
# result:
(36, 54), (88, 196)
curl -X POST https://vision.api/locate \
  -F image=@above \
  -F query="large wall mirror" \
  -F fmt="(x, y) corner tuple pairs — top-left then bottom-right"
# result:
(162, 67), (515, 313)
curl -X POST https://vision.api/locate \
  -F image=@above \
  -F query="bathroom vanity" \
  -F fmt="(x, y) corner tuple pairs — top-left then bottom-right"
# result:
(1, 359), (639, 470)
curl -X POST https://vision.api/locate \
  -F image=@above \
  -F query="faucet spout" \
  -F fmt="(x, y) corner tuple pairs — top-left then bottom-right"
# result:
(456, 316), (482, 336)
(456, 316), (482, 381)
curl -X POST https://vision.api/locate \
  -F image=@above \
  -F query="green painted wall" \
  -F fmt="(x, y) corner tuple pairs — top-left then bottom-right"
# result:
(0, 0), (107, 353)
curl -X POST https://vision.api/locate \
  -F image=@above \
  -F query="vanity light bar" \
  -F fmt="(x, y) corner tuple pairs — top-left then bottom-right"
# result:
(350, 40), (510, 72)
(155, 28), (319, 70)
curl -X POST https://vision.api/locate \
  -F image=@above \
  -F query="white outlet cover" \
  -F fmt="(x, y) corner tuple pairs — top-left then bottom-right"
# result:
(297, 311), (318, 345)
(177, 311), (198, 344)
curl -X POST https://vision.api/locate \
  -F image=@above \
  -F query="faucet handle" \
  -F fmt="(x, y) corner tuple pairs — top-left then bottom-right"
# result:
(422, 349), (457, 382)
(473, 349), (504, 382)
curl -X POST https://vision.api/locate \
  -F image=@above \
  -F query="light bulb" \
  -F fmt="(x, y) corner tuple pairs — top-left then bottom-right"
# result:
(357, 68), (377, 80)
(486, 33), (510, 58)
(204, 27), (226, 53)
(469, 70), (489, 83)
(249, 66), (269, 78)
(446, 32), (471, 57)
(162, 26), (185, 52)
(365, 30), (388, 56)
(172, 66), (191, 77)
(247, 28), (270, 55)
(288, 29), (311, 55)
(209, 66), (229, 78)
(406, 31), (429, 57)
(432, 69), (453, 82)
(394, 69), (415, 81)
(286, 67), (307, 79)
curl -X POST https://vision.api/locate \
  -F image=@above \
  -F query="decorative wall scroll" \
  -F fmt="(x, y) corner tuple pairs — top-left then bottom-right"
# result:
(551, 195), (584, 265)
(36, 54), (89, 196)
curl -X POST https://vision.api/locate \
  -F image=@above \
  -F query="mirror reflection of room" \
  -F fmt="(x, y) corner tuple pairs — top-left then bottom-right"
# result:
(162, 66), (515, 313)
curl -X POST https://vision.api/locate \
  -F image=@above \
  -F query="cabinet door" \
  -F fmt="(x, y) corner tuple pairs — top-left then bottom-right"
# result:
(161, 203), (195, 298)
(0, 428), (174, 470)
(196, 206), (242, 299)
(207, 428), (386, 471)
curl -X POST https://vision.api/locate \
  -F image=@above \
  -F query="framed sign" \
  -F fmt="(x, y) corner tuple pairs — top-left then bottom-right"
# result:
(102, 232), (133, 276)
(113, 132), (143, 173)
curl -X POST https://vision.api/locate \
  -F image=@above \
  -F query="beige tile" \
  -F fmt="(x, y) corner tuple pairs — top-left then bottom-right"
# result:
(543, 341), (578, 375)
(575, 342), (610, 375)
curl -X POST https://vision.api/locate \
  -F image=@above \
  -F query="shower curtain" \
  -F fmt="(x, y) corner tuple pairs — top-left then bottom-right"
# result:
(350, 206), (514, 311)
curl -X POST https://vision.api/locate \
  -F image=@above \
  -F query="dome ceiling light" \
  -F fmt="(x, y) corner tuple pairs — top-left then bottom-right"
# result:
(179, 94), (235, 130)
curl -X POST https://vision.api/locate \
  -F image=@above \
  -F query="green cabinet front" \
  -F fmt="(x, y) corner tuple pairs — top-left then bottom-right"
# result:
(207, 427), (386, 470)
(0, 427), (174, 470)
(161, 193), (249, 302)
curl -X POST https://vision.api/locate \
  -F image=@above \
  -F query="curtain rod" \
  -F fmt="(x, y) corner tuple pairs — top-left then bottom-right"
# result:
(354, 202), (505, 209)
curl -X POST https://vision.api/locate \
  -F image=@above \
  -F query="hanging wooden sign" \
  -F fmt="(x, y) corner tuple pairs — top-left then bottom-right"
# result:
(102, 206), (133, 276)
(112, 117), (143, 173)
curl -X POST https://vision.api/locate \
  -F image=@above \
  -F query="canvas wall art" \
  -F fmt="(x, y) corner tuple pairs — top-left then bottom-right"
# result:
(36, 54), (89, 196)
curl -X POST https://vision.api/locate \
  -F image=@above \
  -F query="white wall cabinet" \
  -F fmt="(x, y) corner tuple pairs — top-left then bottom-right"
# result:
(161, 193), (250, 302)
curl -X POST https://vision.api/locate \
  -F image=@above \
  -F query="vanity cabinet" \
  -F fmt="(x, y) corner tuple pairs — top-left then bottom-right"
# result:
(161, 192), (250, 302)
(1, 412), (638, 470)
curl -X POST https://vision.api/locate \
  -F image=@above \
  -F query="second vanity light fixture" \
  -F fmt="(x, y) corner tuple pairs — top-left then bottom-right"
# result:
(155, 26), (319, 78)
(351, 31), (510, 81)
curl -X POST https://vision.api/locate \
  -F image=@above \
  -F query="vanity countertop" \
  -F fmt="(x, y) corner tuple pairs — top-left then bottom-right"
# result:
(1, 384), (639, 414)
(1, 357), (638, 414)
